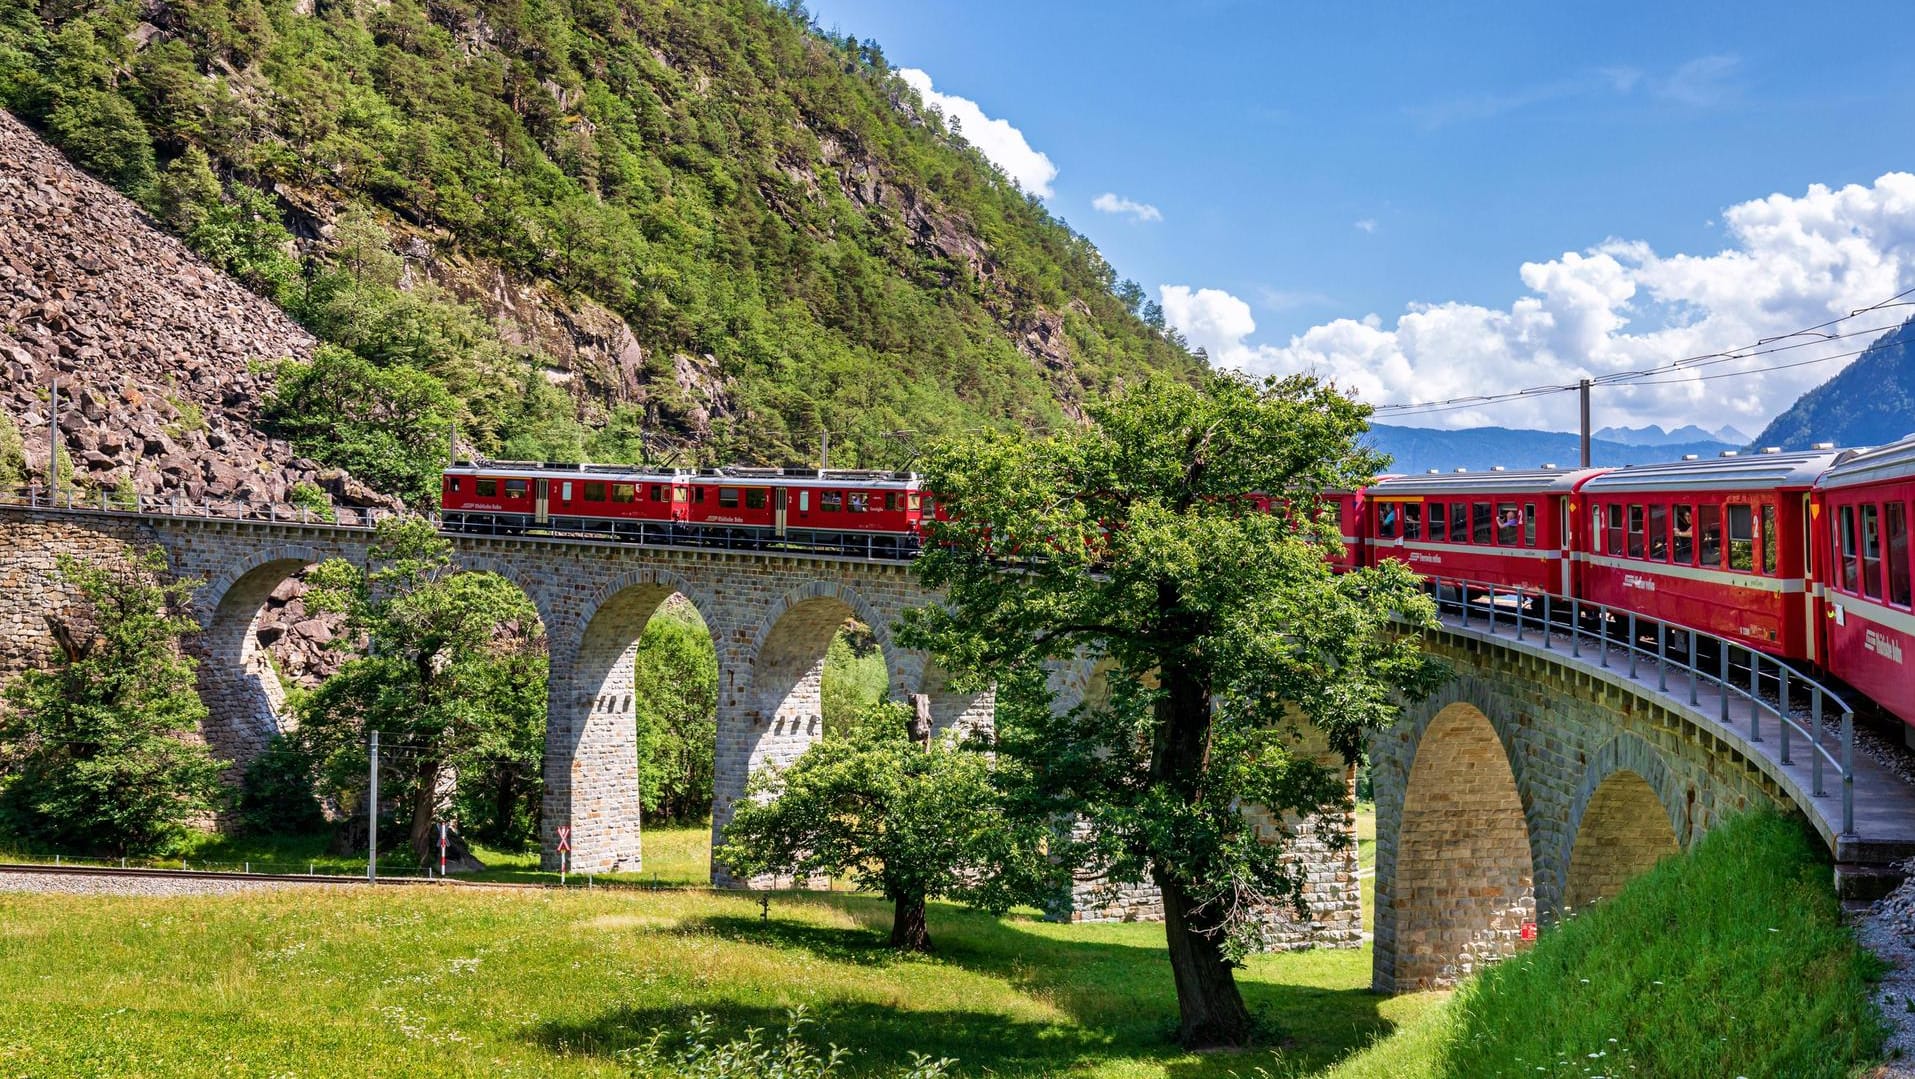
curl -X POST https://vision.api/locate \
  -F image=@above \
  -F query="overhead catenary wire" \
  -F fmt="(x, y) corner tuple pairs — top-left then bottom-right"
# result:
(1367, 286), (1915, 418)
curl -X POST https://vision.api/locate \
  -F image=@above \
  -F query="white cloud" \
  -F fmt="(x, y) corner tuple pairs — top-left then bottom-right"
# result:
(1092, 192), (1162, 222)
(897, 68), (1056, 198)
(1355, 218), (1378, 234)
(1161, 172), (1915, 433)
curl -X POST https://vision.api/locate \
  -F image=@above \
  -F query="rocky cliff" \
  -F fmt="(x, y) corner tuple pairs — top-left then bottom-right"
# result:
(0, 111), (386, 510)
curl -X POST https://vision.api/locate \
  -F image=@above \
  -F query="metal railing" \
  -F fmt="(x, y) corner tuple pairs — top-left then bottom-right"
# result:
(1, 488), (396, 528)
(1422, 576), (1855, 837)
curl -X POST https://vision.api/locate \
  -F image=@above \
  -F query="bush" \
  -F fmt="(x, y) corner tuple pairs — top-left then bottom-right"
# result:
(47, 88), (155, 191)
(235, 734), (324, 836)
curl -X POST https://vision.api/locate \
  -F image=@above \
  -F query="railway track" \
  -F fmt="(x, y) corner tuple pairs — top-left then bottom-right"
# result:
(0, 861), (542, 889)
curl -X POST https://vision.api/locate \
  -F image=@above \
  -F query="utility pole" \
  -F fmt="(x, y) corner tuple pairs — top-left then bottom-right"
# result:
(447, 420), (458, 465)
(47, 377), (59, 504)
(820, 428), (830, 471)
(367, 730), (379, 884)
(1579, 378), (1592, 469)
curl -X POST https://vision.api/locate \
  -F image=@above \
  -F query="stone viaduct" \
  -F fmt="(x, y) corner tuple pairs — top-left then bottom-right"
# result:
(5, 502), (1914, 987)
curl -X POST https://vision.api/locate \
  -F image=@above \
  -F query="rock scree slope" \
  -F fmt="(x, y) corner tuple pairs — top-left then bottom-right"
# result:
(0, 111), (386, 510)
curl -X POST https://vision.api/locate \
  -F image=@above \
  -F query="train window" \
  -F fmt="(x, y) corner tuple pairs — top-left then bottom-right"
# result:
(1428, 502), (1447, 541)
(822, 491), (843, 512)
(476, 478), (498, 497)
(1472, 503), (1493, 544)
(648, 484), (663, 501)
(1450, 501), (1467, 543)
(1648, 505), (1668, 561)
(1839, 506), (1859, 593)
(1377, 502), (1398, 539)
(1862, 504), (1883, 600)
(1727, 505), (1754, 571)
(747, 489), (767, 510)
(447, 477), (461, 492)
(848, 493), (870, 512)
(1888, 502), (1911, 607)
(505, 479), (528, 498)
(1403, 502), (1422, 541)
(1762, 505), (1779, 576)
(907, 493), (922, 511)
(675, 487), (688, 503)
(1698, 505), (1722, 567)
(1495, 503), (1519, 546)
(1673, 505), (1694, 564)
(1627, 505), (1645, 559)
(1523, 503), (1537, 547)
(718, 487), (740, 509)
(692, 487), (706, 503)
(585, 482), (606, 501)
(1606, 504), (1623, 555)
(922, 495), (935, 515)
(561, 482), (573, 501)
(612, 484), (636, 503)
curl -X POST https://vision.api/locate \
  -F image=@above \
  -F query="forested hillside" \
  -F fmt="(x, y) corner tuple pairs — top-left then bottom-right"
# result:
(1755, 316), (1915, 451)
(0, 0), (1196, 500)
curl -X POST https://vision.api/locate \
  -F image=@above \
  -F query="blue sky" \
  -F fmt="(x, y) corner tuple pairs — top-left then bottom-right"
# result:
(805, 0), (1915, 434)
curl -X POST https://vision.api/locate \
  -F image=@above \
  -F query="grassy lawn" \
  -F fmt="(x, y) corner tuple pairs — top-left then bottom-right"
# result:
(0, 883), (1438, 1078)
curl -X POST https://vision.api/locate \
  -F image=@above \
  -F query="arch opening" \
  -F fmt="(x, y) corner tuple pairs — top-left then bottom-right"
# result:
(199, 557), (323, 769)
(1391, 702), (1535, 990)
(557, 581), (718, 874)
(1563, 770), (1679, 911)
(717, 593), (894, 885)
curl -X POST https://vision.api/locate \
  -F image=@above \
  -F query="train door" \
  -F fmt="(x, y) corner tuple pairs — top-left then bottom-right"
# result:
(1560, 498), (1574, 595)
(534, 479), (550, 525)
(775, 489), (789, 537)
(1805, 492), (1822, 665)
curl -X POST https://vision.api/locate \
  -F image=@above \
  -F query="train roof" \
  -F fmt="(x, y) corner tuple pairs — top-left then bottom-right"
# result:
(1579, 448), (1849, 493)
(1817, 435), (1915, 491)
(446, 461), (920, 487)
(1366, 466), (1604, 497)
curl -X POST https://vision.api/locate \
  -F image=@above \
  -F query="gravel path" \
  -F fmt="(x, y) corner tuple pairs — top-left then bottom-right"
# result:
(0, 870), (361, 898)
(1858, 870), (1915, 1076)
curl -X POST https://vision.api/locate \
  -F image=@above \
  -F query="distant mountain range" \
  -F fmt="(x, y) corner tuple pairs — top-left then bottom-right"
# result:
(1366, 424), (1737, 476)
(1594, 423), (1751, 447)
(1754, 316), (1915, 451)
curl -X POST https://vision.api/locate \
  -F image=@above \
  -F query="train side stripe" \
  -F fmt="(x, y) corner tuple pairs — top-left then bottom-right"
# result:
(1829, 595), (1915, 638)
(1378, 540), (1559, 560)
(1581, 553), (1804, 594)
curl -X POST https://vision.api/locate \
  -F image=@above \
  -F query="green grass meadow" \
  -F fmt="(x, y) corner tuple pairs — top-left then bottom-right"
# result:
(0, 884), (1435, 1078)
(0, 809), (1885, 1078)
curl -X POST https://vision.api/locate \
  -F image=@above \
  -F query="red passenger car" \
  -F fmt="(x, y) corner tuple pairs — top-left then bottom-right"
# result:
(1579, 449), (1844, 660)
(442, 462), (689, 536)
(1363, 467), (1601, 593)
(1814, 437), (1915, 726)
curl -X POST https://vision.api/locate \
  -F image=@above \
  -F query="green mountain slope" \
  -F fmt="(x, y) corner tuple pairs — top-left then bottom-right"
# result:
(1754, 316), (1915, 451)
(0, 0), (1196, 490)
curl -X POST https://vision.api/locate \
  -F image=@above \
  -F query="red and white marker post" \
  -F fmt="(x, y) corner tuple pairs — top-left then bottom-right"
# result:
(438, 821), (449, 878)
(555, 825), (572, 885)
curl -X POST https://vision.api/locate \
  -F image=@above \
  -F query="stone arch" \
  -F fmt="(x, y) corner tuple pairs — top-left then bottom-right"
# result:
(1561, 735), (1686, 911)
(193, 545), (328, 768)
(713, 581), (898, 883)
(913, 657), (995, 739)
(545, 568), (720, 874)
(1384, 700), (1537, 991)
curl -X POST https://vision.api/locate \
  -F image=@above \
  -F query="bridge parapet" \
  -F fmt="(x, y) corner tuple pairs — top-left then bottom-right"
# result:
(1372, 579), (1915, 993)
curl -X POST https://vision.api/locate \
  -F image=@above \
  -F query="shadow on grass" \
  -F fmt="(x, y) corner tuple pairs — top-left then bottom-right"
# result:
(538, 893), (1393, 1077)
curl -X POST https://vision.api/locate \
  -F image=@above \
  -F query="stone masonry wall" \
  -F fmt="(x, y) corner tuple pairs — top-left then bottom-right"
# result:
(1370, 626), (1787, 993)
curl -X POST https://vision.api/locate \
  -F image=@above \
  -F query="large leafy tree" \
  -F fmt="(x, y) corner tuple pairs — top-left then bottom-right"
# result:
(901, 371), (1446, 1047)
(0, 548), (226, 855)
(718, 700), (1052, 951)
(295, 517), (546, 865)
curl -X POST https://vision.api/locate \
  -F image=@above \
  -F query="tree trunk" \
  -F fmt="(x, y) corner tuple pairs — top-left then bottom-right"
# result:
(408, 757), (441, 866)
(1147, 583), (1257, 1048)
(1158, 865), (1254, 1047)
(890, 894), (931, 951)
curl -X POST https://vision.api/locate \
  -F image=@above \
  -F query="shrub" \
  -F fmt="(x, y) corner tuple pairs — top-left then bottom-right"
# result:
(47, 88), (155, 191)
(235, 734), (324, 836)
(619, 1009), (953, 1079)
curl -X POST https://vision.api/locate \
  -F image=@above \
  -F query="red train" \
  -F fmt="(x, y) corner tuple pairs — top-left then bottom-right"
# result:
(440, 436), (1915, 728)
(440, 462), (931, 558)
